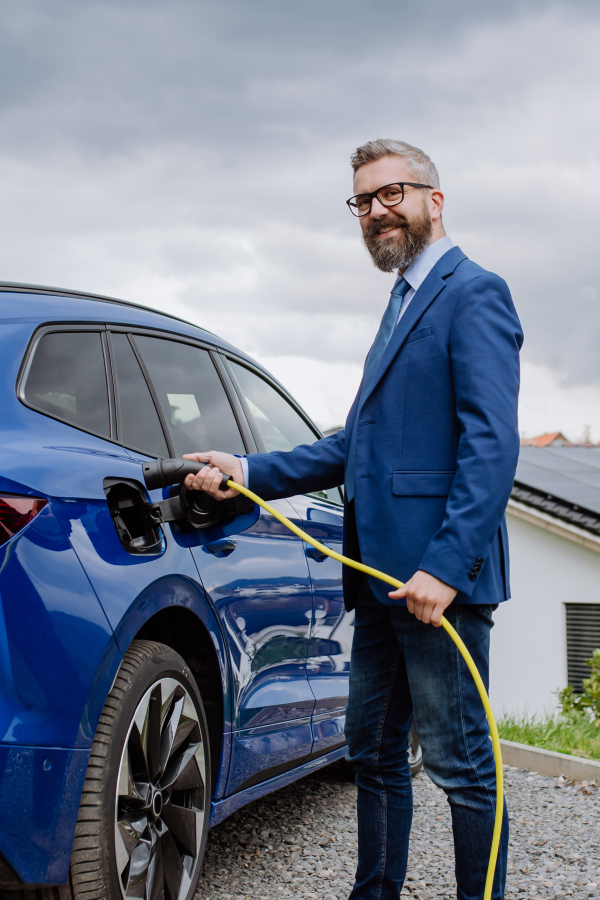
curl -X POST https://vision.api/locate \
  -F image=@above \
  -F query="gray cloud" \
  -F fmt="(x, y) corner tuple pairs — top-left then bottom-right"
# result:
(1, 0), (599, 408)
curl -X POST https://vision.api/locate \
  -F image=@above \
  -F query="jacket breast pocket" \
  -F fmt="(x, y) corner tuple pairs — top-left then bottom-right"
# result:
(405, 325), (433, 345)
(392, 471), (456, 496)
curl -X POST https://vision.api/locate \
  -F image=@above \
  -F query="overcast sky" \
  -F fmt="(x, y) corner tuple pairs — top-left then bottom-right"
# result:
(1, 0), (600, 440)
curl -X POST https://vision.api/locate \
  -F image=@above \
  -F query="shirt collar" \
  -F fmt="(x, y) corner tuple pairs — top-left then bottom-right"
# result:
(402, 235), (454, 293)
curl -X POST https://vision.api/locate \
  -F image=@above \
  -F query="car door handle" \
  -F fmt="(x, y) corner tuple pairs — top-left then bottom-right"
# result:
(204, 539), (237, 557)
(306, 545), (330, 562)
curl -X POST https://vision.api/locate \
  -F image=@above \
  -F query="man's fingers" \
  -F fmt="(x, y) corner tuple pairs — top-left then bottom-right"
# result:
(183, 452), (213, 465)
(388, 584), (408, 600)
(420, 603), (434, 625)
(430, 605), (444, 628)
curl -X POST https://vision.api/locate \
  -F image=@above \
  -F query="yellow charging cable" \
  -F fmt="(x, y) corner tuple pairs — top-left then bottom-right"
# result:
(223, 478), (504, 900)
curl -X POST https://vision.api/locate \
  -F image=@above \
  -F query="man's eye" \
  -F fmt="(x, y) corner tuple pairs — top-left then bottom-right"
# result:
(356, 197), (371, 211)
(381, 187), (401, 201)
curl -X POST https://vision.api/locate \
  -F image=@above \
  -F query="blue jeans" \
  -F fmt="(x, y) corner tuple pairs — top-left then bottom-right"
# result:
(345, 580), (508, 900)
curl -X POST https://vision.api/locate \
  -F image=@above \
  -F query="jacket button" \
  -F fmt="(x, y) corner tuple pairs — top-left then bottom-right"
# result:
(476, 557), (483, 564)
(469, 573), (477, 582)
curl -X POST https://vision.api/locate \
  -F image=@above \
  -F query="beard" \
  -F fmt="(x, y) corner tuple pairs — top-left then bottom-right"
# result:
(362, 201), (433, 272)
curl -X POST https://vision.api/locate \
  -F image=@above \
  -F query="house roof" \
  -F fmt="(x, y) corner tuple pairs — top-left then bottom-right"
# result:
(520, 431), (571, 447)
(513, 446), (600, 537)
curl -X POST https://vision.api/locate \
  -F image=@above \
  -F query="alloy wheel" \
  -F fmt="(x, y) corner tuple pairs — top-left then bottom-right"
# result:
(115, 676), (207, 900)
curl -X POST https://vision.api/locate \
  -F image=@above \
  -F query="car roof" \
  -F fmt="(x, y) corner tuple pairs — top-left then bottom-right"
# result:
(0, 280), (323, 433)
(0, 280), (244, 359)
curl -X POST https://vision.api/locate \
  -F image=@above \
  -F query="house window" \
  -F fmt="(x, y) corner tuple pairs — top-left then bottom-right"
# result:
(565, 603), (600, 692)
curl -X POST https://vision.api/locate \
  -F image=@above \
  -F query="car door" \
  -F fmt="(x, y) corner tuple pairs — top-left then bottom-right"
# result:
(131, 332), (316, 794)
(285, 493), (352, 756)
(224, 357), (351, 759)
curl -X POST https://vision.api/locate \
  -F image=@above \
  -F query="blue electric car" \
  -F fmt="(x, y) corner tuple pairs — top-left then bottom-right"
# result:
(0, 282), (353, 900)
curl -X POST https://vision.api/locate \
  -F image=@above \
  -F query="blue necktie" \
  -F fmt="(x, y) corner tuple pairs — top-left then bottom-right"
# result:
(345, 275), (410, 501)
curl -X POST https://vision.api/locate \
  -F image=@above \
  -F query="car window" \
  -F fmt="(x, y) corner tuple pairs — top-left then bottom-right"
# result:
(110, 333), (169, 458)
(228, 361), (318, 452)
(23, 330), (111, 438)
(228, 360), (343, 505)
(134, 335), (245, 457)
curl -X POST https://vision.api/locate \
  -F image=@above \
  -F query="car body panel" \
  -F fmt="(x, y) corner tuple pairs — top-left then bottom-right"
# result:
(287, 494), (351, 756)
(0, 503), (114, 749)
(189, 499), (317, 794)
(0, 745), (89, 886)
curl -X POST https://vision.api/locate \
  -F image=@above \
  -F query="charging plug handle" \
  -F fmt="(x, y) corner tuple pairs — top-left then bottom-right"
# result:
(143, 458), (210, 491)
(143, 459), (235, 499)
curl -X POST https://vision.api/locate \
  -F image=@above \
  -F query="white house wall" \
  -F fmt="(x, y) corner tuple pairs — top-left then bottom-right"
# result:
(489, 510), (600, 718)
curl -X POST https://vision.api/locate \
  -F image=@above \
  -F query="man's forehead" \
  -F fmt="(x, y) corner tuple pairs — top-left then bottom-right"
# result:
(353, 156), (413, 192)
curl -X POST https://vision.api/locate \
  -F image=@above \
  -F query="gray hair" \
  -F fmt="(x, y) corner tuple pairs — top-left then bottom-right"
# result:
(350, 139), (440, 189)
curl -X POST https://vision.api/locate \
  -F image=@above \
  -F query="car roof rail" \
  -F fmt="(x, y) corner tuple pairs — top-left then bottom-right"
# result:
(0, 280), (205, 333)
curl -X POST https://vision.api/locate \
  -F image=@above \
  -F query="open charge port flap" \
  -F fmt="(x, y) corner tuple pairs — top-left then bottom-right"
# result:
(104, 478), (255, 553)
(103, 478), (164, 555)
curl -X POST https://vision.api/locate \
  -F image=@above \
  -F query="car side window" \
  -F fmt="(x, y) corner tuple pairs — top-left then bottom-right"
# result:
(229, 361), (318, 452)
(228, 360), (343, 505)
(23, 330), (111, 438)
(133, 335), (246, 457)
(109, 333), (169, 458)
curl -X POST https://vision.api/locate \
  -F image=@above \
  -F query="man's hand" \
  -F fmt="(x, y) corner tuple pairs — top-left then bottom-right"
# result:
(182, 451), (244, 500)
(388, 570), (457, 627)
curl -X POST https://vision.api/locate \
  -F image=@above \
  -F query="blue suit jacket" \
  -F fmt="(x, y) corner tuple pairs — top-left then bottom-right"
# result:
(248, 246), (524, 609)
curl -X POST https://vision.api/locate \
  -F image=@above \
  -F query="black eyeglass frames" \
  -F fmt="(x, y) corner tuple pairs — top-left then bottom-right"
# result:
(346, 182), (433, 217)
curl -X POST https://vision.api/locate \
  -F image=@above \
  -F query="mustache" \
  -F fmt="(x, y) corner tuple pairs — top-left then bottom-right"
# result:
(365, 215), (409, 238)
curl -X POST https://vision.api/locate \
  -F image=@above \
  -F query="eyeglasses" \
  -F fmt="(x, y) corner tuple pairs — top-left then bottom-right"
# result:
(346, 182), (433, 217)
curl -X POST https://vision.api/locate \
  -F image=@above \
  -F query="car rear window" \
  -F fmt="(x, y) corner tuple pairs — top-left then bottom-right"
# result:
(23, 330), (111, 438)
(134, 335), (246, 457)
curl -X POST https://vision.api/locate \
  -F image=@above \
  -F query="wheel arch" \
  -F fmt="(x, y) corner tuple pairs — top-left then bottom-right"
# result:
(134, 606), (225, 796)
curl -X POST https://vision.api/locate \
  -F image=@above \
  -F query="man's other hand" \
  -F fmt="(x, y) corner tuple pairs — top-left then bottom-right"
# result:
(388, 570), (457, 627)
(182, 451), (244, 500)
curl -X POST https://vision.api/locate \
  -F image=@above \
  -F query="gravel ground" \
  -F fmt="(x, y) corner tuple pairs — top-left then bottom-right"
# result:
(196, 761), (600, 900)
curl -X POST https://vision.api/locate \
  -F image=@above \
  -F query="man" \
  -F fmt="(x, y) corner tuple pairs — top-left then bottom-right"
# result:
(185, 139), (523, 900)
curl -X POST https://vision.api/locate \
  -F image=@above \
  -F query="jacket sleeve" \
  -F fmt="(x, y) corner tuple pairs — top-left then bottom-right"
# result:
(417, 273), (523, 595)
(246, 429), (346, 501)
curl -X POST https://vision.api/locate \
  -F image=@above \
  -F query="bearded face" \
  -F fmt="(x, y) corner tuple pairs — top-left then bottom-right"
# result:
(362, 199), (433, 272)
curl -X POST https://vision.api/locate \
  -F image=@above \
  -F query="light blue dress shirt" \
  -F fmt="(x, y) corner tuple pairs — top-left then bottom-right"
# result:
(240, 235), (454, 488)
(395, 235), (454, 324)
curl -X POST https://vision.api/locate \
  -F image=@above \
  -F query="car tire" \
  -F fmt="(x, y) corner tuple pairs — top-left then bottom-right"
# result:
(408, 723), (423, 777)
(67, 639), (211, 900)
(338, 723), (423, 782)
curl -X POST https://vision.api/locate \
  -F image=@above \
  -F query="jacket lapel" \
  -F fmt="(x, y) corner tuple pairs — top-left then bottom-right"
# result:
(360, 246), (467, 409)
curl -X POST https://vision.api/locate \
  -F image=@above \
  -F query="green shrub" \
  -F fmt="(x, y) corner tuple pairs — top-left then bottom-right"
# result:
(558, 648), (600, 720)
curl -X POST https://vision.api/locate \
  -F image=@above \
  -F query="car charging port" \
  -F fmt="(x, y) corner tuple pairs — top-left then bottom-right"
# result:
(104, 469), (255, 554)
(103, 478), (164, 555)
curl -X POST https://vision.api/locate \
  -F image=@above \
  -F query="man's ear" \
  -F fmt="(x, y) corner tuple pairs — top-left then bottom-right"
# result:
(430, 189), (444, 220)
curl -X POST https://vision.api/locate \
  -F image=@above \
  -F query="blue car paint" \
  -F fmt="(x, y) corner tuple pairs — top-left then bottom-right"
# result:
(190, 498), (316, 794)
(0, 289), (350, 887)
(288, 494), (352, 755)
(0, 745), (89, 886)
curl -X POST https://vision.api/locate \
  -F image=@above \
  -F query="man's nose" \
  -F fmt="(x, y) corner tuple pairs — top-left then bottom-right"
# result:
(369, 196), (388, 217)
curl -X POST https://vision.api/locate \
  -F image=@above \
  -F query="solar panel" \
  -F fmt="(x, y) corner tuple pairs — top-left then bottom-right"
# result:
(516, 448), (600, 516)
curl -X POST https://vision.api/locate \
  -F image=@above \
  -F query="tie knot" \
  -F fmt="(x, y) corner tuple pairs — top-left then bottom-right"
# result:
(391, 275), (410, 299)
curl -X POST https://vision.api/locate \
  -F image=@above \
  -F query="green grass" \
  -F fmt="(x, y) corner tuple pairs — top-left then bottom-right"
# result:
(498, 711), (600, 762)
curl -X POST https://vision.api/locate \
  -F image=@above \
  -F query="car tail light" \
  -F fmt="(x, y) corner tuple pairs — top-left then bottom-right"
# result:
(0, 494), (47, 548)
